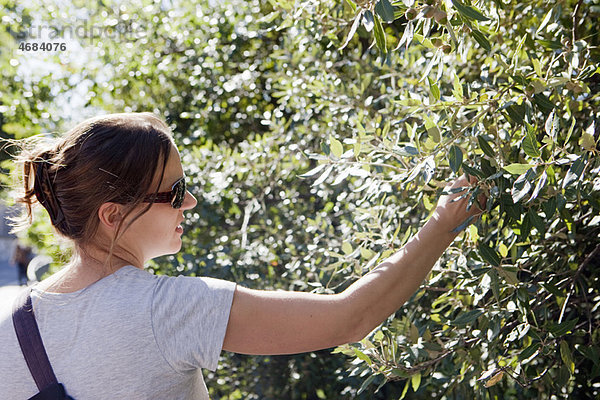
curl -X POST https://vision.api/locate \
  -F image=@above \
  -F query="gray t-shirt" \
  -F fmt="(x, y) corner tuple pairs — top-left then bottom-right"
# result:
(0, 265), (236, 399)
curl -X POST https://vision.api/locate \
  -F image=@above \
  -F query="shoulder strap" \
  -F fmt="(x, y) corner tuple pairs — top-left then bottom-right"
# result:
(29, 383), (69, 400)
(12, 288), (60, 391)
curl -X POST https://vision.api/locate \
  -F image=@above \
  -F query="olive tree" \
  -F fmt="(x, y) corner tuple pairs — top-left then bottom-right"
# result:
(278, 0), (599, 398)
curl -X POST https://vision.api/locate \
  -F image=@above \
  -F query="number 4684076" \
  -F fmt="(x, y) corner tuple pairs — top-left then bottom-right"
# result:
(18, 42), (66, 51)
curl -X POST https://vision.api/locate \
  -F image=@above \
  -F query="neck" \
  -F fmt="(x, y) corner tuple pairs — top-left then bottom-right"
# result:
(78, 242), (143, 271)
(36, 243), (144, 294)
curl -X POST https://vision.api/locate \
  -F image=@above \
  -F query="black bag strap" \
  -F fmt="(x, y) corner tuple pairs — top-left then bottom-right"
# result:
(12, 288), (60, 391)
(29, 383), (69, 400)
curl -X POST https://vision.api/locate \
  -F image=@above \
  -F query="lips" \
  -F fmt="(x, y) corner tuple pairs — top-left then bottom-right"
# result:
(175, 219), (185, 234)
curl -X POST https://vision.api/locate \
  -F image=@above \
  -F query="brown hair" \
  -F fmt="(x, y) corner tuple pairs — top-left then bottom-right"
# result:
(14, 112), (174, 249)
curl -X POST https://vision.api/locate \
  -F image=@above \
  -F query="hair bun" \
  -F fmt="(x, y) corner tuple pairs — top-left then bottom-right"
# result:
(33, 152), (66, 227)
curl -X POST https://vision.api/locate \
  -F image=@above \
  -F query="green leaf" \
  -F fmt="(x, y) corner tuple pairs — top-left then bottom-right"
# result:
(405, 162), (424, 184)
(503, 163), (533, 175)
(511, 169), (534, 203)
(560, 340), (575, 374)
(396, 20), (414, 51)
(577, 345), (600, 367)
(564, 117), (576, 145)
(339, 10), (363, 50)
(505, 103), (526, 124)
(342, 241), (353, 255)
(452, 0), (490, 21)
(580, 131), (596, 151)
(344, 0), (357, 13)
(542, 281), (564, 298)
(422, 156), (435, 184)
(453, 73), (463, 99)
(511, 74), (529, 87)
(374, 0), (395, 22)
(462, 164), (484, 178)
(382, 119), (391, 137)
(411, 372), (421, 392)
(537, 39), (563, 50)
(321, 139), (330, 155)
(519, 342), (541, 361)
(357, 374), (377, 395)
(330, 135), (344, 157)
(497, 266), (519, 285)
(536, 7), (554, 34)
(528, 170), (547, 202)
(452, 215), (477, 232)
(562, 156), (585, 188)
(409, 322), (419, 343)
(373, 14), (387, 54)
(427, 125), (441, 143)
(477, 136), (495, 158)
(544, 111), (559, 139)
(580, 121), (596, 151)
(490, 270), (500, 301)
(543, 196), (557, 218)
(352, 347), (373, 365)
(313, 165), (334, 186)
(400, 379), (410, 399)
(420, 49), (442, 82)
(548, 318), (578, 337)
(532, 58), (543, 77)
(534, 93), (555, 114)
(557, 365), (571, 387)
(479, 243), (501, 266)
(450, 309), (484, 325)
(448, 144), (463, 173)
(299, 163), (327, 178)
(498, 243), (508, 258)
(428, 76), (440, 101)
(471, 29), (491, 51)
(522, 125), (541, 157)
(528, 209), (545, 233)
(354, 141), (362, 157)
(397, 145), (419, 156)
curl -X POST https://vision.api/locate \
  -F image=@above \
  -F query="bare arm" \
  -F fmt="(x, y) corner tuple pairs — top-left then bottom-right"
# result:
(222, 176), (483, 355)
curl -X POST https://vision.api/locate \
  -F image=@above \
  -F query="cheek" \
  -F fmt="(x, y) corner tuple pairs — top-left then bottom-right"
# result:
(124, 205), (180, 236)
(125, 210), (161, 235)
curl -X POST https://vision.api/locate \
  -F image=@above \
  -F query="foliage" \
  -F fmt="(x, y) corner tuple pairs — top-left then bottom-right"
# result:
(0, 0), (72, 264)
(2, 0), (599, 398)
(282, 0), (600, 398)
(0, 1), (55, 192)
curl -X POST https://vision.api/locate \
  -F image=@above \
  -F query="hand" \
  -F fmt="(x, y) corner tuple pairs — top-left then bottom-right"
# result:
(431, 175), (487, 233)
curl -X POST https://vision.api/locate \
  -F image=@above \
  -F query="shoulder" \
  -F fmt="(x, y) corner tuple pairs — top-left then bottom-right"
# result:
(152, 272), (236, 302)
(113, 266), (236, 304)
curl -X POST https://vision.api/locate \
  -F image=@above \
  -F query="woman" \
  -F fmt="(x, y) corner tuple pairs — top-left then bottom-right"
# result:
(0, 113), (482, 399)
(11, 243), (32, 286)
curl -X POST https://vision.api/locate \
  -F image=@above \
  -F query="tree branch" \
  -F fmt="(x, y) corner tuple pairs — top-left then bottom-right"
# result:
(572, 0), (584, 44)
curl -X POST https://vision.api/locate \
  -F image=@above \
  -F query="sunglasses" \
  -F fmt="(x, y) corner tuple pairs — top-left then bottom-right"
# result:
(142, 176), (186, 209)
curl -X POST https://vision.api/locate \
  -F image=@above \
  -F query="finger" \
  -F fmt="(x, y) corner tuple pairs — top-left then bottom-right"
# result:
(476, 191), (488, 211)
(463, 174), (478, 185)
(445, 176), (471, 193)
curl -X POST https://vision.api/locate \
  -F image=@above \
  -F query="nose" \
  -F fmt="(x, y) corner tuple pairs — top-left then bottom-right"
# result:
(181, 190), (197, 210)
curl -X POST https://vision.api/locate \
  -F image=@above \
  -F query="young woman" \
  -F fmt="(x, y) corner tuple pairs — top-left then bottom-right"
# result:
(0, 113), (483, 399)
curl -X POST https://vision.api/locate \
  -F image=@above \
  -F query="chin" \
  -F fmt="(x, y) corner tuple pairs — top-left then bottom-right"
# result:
(148, 242), (183, 261)
(167, 239), (184, 255)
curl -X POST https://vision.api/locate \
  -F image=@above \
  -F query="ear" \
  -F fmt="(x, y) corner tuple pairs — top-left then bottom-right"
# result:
(98, 202), (125, 231)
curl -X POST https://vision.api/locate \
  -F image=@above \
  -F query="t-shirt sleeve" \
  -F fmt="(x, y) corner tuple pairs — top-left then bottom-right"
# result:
(151, 274), (236, 373)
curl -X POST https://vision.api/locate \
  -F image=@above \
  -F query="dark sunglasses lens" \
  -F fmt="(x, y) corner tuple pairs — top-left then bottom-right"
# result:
(171, 178), (186, 208)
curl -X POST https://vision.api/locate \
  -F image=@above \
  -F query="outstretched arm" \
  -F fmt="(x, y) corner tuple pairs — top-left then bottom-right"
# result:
(222, 176), (483, 355)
